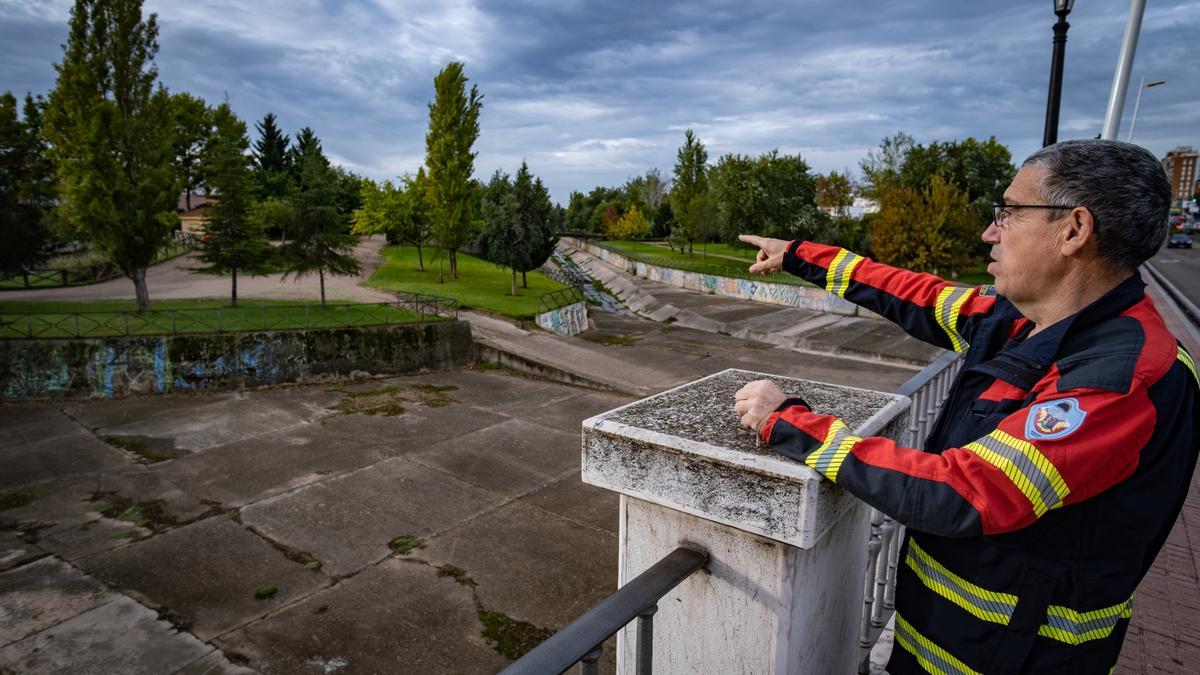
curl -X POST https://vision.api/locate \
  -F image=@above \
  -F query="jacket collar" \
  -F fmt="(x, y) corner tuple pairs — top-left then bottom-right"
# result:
(971, 272), (1146, 388)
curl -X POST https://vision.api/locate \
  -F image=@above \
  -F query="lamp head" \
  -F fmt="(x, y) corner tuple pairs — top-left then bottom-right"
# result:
(1054, 0), (1075, 14)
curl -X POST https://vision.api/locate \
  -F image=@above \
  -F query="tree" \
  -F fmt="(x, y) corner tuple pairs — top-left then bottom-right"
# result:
(351, 169), (432, 271)
(816, 171), (854, 215)
(709, 150), (819, 244)
(871, 175), (976, 276)
(517, 166), (558, 288)
(281, 152), (362, 306)
(170, 91), (212, 211)
(477, 170), (525, 295)
(252, 112), (290, 199)
(194, 103), (271, 307)
(0, 92), (54, 283)
(43, 0), (179, 312)
(859, 132), (914, 200)
(626, 168), (669, 210)
(607, 204), (651, 241)
(424, 61), (483, 280)
(669, 129), (709, 253)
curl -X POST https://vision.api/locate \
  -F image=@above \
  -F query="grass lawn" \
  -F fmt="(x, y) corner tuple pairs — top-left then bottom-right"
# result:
(366, 246), (571, 319)
(596, 240), (813, 286)
(0, 298), (431, 339)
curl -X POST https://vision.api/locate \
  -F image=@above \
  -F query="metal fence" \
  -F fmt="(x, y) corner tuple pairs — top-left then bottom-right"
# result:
(394, 291), (459, 320)
(857, 350), (964, 673)
(0, 239), (193, 289)
(0, 300), (447, 340)
(536, 286), (585, 314)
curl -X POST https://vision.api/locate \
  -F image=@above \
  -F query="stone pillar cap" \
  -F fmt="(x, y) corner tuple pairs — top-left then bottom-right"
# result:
(582, 368), (910, 548)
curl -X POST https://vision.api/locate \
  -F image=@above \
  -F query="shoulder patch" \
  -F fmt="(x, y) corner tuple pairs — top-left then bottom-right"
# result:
(1026, 398), (1087, 440)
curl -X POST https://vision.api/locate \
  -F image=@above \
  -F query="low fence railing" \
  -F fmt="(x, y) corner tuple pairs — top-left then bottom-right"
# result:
(537, 286), (585, 314)
(0, 301), (445, 340)
(857, 349), (963, 673)
(394, 291), (459, 320)
(0, 240), (193, 290)
(501, 547), (708, 675)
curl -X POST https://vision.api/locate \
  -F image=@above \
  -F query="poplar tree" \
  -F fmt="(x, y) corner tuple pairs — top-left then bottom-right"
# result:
(195, 104), (270, 307)
(43, 0), (178, 311)
(171, 91), (212, 211)
(424, 61), (483, 280)
(0, 92), (53, 284)
(670, 129), (709, 254)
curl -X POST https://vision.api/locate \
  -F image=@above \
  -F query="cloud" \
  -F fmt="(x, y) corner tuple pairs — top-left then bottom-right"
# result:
(2, 0), (1197, 203)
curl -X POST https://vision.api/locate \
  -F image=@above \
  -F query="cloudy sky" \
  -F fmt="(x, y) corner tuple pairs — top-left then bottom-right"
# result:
(2, 0), (1197, 203)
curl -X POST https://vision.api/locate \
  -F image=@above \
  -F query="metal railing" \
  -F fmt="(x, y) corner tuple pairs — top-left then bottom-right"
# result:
(537, 286), (585, 315)
(394, 291), (459, 320)
(0, 240), (192, 290)
(0, 301), (446, 340)
(501, 547), (708, 675)
(857, 350), (963, 674)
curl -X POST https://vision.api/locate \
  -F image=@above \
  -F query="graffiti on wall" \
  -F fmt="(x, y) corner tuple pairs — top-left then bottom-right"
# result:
(564, 238), (859, 317)
(536, 302), (589, 336)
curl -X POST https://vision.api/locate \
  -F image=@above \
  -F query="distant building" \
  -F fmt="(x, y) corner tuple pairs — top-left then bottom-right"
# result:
(178, 193), (217, 235)
(1162, 146), (1197, 206)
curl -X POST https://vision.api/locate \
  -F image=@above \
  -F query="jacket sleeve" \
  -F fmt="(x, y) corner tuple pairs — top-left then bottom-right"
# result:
(760, 383), (1153, 537)
(782, 240), (996, 353)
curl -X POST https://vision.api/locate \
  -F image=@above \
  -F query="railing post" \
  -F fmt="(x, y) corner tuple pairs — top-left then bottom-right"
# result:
(580, 646), (603, 675)
(636, 605), (657, 675)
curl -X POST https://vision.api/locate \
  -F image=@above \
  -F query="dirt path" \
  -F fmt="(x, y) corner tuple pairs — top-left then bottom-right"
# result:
(0, 236), (395, 304)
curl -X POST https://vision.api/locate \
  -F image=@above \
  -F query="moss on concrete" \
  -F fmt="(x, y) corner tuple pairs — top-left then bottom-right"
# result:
(101, 435), (176, 463)
(0, 486), (41, 511)
(331, 383), (458, 416)
(478, 610), (555, 660)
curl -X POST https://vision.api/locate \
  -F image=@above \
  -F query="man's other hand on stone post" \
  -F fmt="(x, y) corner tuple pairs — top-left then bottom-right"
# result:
(735, 379), (789, 436)
(738, 234), (789, 276)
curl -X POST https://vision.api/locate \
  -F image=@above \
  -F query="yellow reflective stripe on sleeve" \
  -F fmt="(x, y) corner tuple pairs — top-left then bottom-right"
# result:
(934, 285), (973, 352)
(895, 612), (982, 675)
(905, 539), (1017, 625)
(823, 248), (864, 299)
(1178, 346), (1199, 386)
(1038, 596), (1133, 645)
(964, 429), (1069, 517)
(803, 419), (860, 483)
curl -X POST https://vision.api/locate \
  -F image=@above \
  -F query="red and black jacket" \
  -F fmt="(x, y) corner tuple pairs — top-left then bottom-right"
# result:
(761, 241), (1200, 674)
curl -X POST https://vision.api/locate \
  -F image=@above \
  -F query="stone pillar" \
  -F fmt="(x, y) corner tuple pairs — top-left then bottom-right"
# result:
(582, 368), (910, 674)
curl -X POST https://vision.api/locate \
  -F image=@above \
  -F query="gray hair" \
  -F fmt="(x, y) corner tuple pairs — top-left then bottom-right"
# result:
(1022, 139), (1170, 270)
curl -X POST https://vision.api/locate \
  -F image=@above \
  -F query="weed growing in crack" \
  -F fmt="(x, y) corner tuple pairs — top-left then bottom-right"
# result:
(254, 585), (278, 600)
(0, 486), (42, 511)
(437, 564), (476, 586)
(388, 536), (418, 554)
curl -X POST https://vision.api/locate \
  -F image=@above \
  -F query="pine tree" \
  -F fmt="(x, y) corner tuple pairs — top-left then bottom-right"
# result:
(252, 112), (290, 199)
(478, 170), (524, 296)
(514, 162), (557, 288)
(424, 61), (483, 280)
(43, 0), (178, 311)
(281, 152), (361, 306)
(195, 103), (271, 307)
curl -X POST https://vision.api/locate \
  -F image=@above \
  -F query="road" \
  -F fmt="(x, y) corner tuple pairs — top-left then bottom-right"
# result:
(0, 235), (395, 304)
(1149, 236), (1200, 306)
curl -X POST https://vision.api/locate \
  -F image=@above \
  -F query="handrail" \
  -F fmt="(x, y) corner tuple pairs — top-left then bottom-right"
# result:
(500, 546), (708, 675)
(537, 286), (584, 314)
(394, 291), (459, 319)
(894, 350), (963, 398)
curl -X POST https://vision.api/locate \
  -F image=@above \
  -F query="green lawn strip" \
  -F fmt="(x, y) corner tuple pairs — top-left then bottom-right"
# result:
(0, 298), (429, 338)
(366, 246), (571, 320)
(594, 240), (812, 286)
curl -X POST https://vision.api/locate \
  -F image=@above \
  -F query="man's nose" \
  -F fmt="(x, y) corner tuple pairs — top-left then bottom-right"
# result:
(982, 222), (1001, 244)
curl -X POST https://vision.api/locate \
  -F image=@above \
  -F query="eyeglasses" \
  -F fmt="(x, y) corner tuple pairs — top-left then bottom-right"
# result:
(992, 203), (1081, 228)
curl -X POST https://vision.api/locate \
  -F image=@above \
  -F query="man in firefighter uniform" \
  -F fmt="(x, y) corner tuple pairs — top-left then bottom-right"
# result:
(735, 139), (1199, 674)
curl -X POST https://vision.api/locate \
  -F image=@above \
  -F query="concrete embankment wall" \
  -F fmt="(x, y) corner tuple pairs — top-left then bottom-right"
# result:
(1, 320), (473, 400)
(536, 302), (589, 336)
(562, 237), (860, 316)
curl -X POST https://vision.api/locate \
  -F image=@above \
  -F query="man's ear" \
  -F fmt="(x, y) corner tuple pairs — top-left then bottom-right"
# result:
(1060, 207), (1094, 257)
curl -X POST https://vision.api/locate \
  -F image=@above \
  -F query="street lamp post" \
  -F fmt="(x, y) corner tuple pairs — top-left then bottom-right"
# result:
(1043, 0), (1075, 147)
(1127, 77), (1166, 142)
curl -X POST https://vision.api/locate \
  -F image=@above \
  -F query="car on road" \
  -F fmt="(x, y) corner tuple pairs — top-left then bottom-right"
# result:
(1167, 233), (1193, 249)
